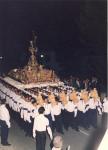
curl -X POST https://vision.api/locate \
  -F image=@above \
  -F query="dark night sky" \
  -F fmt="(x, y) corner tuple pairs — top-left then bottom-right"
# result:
(0, 0), (107, 80)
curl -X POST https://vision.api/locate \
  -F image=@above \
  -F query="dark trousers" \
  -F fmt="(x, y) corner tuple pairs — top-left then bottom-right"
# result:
(36, 131), (46, 150)
(102, 112), (108, 130)
(77, 111), (83, 127)
(71, 112), (79, 130)
(88, 109), (97, 128)
(83, 110), (90, 129)
(62, 110), (69, 130)
(63, 110), (77, 130)
(52, 114), (63, 133)
(0, 120), (9, 144)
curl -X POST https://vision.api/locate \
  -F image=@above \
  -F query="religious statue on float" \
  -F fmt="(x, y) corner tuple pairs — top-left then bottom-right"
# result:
(8, 31), (59, 84)
(26, 32), (38, 70)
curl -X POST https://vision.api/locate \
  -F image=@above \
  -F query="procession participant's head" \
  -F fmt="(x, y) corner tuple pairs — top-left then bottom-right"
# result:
(42, 94), (47, 102)
(38, 106), (45, 114)
(33, 100), (37, 107)
(28, 96), (33, 102)
(72, 88), (76, 92)
(43, 97), (48, 103)
(31, 98), (36, 104)
(55, 96), (60, 103)
(37, 93), (42, 101)
(0, 98), (6, 105)
(48, 92), (54, 100)
(80, 98), (83, 101)
(93, 88), (97, 91)
(35, 91), (38, 96)
(53, 135), (63, 149)
(69, 98), (73, 102)
(24, 94), (30, 102)
(64, 90), (67, 94)
(17, 89), (21, 95)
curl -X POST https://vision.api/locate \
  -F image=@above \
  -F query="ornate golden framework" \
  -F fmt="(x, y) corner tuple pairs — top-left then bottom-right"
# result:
(8, 34), (59, 84)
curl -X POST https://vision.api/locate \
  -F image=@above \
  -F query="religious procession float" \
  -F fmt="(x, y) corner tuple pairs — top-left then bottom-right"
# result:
(2, 33), (63, 90)
(0, 33), (102, 135)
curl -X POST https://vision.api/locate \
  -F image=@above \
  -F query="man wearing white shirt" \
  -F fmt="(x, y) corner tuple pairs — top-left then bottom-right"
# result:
(51, 101), (64, 134)
(102, 97), (108, 113)
(44, 98), (53, 130)
(33, 106), (53, 150)
(88, 97), (97, 128)
(102, 97), (108, 130)
(0, 98), (11, 146)
(77, 98), (86, 129)
(63, 100), (78, 131)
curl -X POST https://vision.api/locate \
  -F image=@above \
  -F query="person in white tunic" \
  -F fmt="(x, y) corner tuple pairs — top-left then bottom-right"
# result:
(0, 98), (11, 146)
(102, 96), (108, 130)
(33, 106), (53, 150)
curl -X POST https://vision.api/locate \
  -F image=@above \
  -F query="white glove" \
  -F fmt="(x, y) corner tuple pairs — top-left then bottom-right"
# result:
(74, 109), (77, 117)
(51, 115), (55, 121)
(97, 107), (102, 115)
(74, 113), (77, 118)
(85, 106), (89, 111)
(52, 117), (55, 121)
(33, 132), (36, 138)
(50, 135), (53, 140)
(28, 119), (31, 123)
(83, 110), (86, 113)
(7, 122), (11, 128)
(67, 145), (71, 150)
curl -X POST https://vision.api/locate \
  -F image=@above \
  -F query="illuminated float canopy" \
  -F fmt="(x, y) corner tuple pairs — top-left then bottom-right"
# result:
(7, 33), (63, 89)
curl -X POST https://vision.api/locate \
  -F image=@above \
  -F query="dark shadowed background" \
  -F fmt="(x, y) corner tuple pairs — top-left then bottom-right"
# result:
(0, 0), (107, 85)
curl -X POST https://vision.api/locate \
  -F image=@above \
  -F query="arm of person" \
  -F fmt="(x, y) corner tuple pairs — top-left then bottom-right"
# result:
(6, 120), (11, 128)
(47, 125), (53, 140)
(50, 108), (55, 121)
(97, 106), (102, 115)
(85, 104), (90, 112)
(32, 118), (36, 138)
(5, 108), (11, 128)
(74, 106), (78, 117)
(46, 118), (53, 140)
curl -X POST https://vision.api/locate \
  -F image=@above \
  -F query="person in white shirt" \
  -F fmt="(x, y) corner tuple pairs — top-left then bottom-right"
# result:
(102, 96), (108, 130)
(63, 100), (78, 131)
(33, 106), (53, 150)
(43, 98), (53, 130)
(77, 98), (86, 129)
(50, 99), (64, 134)
(102, 97), (108, 113)
(0, 98), (11, 146)
(88, 97), (97, 128)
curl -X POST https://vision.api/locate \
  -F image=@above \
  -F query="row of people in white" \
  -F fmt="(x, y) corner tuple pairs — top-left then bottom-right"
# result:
(0, 81), (107, 133)
(0, 81), (104, 116)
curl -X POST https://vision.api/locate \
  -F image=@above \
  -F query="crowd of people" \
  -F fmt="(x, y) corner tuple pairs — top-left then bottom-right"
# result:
(62, 76), (99, 91)
(0, 76), (108, 149)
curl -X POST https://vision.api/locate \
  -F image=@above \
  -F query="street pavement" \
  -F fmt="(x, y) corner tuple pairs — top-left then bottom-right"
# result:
(0, 115), (106, 150)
